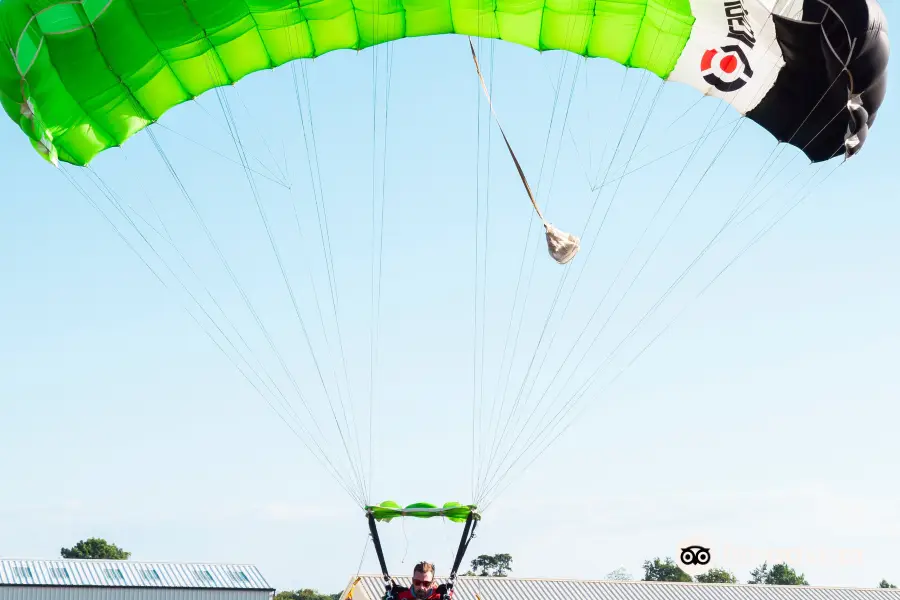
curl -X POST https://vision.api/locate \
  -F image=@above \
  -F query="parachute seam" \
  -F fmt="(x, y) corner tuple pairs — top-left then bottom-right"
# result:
(80, 6), (159, 148)
(349, 0), (362, 51)
(624, 1), (650, 68)
(582, 0), (598, 57)
(120, 0), (192, 104)
(293, 1), (319, 58)
(536, 0), (547, 51)
(234, 0), (277, 69)
(446, 0), (456, 34)
(179, 0), (235, 87)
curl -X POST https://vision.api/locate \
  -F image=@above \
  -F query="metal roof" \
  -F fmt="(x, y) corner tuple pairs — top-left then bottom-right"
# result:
(0, 559), (274, 590)
(349, 575), (900, 600)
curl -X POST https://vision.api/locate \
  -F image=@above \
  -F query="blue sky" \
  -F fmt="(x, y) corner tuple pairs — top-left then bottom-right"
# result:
(2, 6), (899, 594)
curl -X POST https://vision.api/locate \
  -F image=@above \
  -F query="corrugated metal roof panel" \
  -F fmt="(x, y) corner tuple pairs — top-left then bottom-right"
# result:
(352, 575), (900, 600)
(0, 559), (273, 590)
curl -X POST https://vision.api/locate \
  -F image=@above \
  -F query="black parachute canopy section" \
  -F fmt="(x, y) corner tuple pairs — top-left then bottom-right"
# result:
(746, 0), (890, 162)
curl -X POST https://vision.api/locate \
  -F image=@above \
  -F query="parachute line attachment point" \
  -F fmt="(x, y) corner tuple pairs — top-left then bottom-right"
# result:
(466, 37), (581, 265)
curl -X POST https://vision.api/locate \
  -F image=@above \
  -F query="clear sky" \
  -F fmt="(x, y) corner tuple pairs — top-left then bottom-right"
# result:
(2, 4), (899, 595)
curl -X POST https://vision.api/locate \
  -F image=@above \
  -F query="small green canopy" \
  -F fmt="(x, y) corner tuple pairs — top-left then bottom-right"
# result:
(365, 501), (480, 523)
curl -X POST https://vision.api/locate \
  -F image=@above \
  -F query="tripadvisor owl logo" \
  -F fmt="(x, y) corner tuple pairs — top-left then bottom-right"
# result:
(700, 0), (757, 92)
(677, 545), (712, 577)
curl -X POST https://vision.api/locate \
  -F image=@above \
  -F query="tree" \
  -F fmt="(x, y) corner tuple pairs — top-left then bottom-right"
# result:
(766, 563), (808, 586)
(879, 580), (897, 589)
(274, 590), (340, 600)
(605, 567), (634, 581)
(465, 554), (513, 577)
(642, 557), (692, 582)
(748, 562), (808, 586)
(61, 538), (131, 560)
(696, 569), (738, 584)
(748, 562), (769, 584)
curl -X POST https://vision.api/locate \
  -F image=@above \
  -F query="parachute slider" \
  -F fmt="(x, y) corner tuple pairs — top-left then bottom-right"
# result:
(365, 500), (481, 523)
(467, 38), (580, 265)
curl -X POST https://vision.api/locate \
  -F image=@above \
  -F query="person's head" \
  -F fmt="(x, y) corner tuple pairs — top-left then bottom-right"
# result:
(412, 562), (436, 599)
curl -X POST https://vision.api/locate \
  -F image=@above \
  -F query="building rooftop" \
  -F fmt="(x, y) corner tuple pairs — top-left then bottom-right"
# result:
(0, 558), (274, 590)
(347, 575), (900, 600)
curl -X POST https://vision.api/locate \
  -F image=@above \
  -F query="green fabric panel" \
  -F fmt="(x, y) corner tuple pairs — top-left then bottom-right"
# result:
(366, 501), (480, 522)
(0, 0), (695, 166)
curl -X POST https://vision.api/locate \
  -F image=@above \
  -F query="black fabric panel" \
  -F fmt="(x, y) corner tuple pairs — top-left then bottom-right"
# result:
(745, 0), (889, 162)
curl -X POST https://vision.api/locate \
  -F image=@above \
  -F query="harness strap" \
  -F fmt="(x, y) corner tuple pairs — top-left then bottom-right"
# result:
(443, 512), (479, 599)
(367, 512), (394, 598)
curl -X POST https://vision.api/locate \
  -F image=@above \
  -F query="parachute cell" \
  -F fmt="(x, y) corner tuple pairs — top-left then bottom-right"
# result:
(0, 0), (888, 166)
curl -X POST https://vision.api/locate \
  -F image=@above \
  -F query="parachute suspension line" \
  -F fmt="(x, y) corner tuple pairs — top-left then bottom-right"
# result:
(481, 161), (843, 513)
(507, 115), (745, 442)
(373, 42), (395, 502)
(182, 95), (287, 186)
(79, 17), (367, 503)
(480, 39), (496, 439)
(481, 102), (756, 504)
(487, 62), (652, 451)
(622, 95), (708, 182)
(478, 42), (574, 481)
(479, 60), (622, 494)
(211, 85), (369, 503)
(484, 18), (791, 496)
(278, 22), (370, 504)
(339, 535), (370, 600)
(270, 18), (371, 505)
(231, 85), (290, 184)
(471, 33), (481, 503)
(188, 17), (365, 501)
(471, 33), (496, 502)
(369, 3), (396, 503)
(475, 24), (621, 502)
(151, 122), (288, 188)
(59, 165), (364, 505)
(84, 163), (296, 424)
(147, 124), (370, 503)
(478, 53), (589, 490)
(479, 66), (854, 507)
(583, 117), (742, 195)
(476, 62), (664, 503)
(178, 41), (369, 503)
(528, 13), (593, 221)
(146, 127), (317, 435)
(296, 60), (368, 494)
(556, 58), (613, 193)
(371, 6), (379, 508)
(471, 37), (585, 502)
(728, 94), (853, 233)
(479, 17), (789, 503)
(297, 52), (371, 502)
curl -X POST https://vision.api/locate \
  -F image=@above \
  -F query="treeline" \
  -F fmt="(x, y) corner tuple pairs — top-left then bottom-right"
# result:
(51, 541), (899, 596)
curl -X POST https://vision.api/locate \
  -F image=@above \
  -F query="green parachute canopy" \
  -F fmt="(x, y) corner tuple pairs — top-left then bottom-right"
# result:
(366, 501), (480, 523)
(1, 0), (695, 166)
